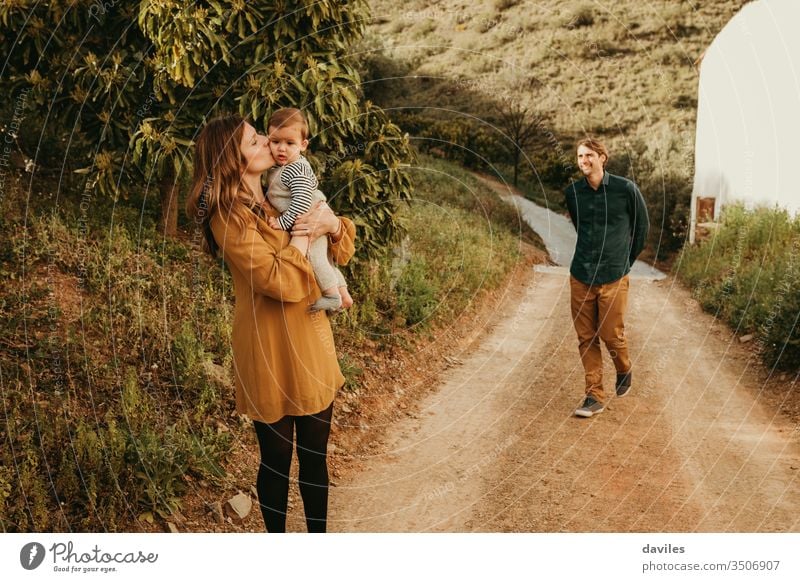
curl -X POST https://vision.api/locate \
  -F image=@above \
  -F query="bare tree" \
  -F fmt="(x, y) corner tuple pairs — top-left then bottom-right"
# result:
(493, 94), (541, 187)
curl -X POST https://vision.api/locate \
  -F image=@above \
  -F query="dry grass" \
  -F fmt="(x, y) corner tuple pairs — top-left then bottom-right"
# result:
(366, 0), (746, 172)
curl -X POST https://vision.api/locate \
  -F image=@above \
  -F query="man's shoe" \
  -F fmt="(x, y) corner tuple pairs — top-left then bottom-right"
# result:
(575, 397), (604, 418)
(616, 372), (632, 398)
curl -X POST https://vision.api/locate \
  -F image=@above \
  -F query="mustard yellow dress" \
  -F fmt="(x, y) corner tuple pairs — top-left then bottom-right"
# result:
(210, 203), (356, 424)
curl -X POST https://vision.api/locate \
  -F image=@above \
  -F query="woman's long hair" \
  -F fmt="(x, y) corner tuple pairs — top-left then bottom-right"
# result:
(186, 114), (259, 257)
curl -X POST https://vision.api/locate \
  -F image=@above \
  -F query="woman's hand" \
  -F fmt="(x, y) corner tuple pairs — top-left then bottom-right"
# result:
(292, 201), (341, 242)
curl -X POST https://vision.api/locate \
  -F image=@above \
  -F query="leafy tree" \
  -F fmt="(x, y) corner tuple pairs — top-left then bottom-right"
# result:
(1, 0), (413, 250)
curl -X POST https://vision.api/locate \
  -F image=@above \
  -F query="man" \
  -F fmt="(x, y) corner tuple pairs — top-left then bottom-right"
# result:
(564, 138), (649, 418)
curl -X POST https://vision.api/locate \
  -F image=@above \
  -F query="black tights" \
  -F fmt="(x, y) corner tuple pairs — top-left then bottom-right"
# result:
(252, 403), (333, 533)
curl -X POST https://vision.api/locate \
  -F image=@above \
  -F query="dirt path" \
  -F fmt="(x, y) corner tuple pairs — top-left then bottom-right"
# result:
(328, 268), (800, 532)
(327, 189), (800, 533)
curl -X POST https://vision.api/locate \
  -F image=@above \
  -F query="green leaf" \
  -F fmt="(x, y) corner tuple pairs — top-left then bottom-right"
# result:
(139, 512), (154, 524)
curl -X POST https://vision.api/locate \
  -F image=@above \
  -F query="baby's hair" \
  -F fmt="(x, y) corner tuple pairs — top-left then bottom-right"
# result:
(268, 107), (309, 140)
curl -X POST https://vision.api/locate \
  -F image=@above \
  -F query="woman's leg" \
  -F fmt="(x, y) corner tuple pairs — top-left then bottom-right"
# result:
(294, 402), (334, 533)
(253, 416), (295, 532)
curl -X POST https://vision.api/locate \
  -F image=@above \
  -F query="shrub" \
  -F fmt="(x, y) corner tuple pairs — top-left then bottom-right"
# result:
(0, 202), (233, 530)
(1, 149), (529, 531)
(0, 465), (14, 531)
(606, 140), (692, 262)
(494, 0), (520, 11)
(565, 4), (595, 29)
(128, 424), (190, 521)
(676, 205), (800, 370)
(338, 353), (365, 391)
(395, 257), (440, 327)
(171, 322), (223, 419)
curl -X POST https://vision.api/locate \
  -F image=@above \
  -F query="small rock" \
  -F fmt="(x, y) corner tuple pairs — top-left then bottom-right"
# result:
(203, 360), (234, 390)
(166, 522), (179, 534)
(210, 501), (225, 525)
(340, 404), (352, 414)
(739, 334), (754, 343)
(224, 492), (253, 523)
(250, 485), (258, 498)
(171, 510), (186, 525)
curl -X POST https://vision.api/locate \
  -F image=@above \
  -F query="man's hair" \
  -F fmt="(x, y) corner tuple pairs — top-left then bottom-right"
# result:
(267, 107), (309, 140)
(577, 137), (609, 168)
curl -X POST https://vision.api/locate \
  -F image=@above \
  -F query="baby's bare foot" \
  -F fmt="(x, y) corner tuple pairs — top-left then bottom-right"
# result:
(340, 286), (353, 309)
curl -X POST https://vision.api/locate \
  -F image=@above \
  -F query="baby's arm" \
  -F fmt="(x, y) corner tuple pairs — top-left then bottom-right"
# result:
(275, 161), (317, 231)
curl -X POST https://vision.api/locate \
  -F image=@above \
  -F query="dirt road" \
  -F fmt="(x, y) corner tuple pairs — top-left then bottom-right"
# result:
(328, 267), (800, 532)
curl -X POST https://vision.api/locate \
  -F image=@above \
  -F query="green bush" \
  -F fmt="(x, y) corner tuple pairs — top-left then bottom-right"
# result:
(66, 418), (131, 530)
(677, 205), (800, 370)
(339, 258), (395, 338)
(0, 201), (234, 530)
(127, 424), (189, 521)
(338, 154), (533, 340)
(337, 353), (365, 391)
(395, 257), (440, 326)
(1, 151), (529, 531)
(390, 186), (520, 329)
(172, 323), (208, 395)
(605, 140), (691, 262)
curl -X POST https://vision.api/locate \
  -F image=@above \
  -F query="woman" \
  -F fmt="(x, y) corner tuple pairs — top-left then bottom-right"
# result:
(185, 114), (356, 532)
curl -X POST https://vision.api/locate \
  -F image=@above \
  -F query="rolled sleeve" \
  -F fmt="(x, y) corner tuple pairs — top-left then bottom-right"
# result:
(329, 216), (356, 266)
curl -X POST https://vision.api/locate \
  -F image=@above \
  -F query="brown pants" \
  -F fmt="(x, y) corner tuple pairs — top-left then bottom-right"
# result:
(570, 275), (632, 403)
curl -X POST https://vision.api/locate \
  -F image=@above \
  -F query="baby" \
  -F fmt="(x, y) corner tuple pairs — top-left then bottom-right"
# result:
(265, 107), (353, 312)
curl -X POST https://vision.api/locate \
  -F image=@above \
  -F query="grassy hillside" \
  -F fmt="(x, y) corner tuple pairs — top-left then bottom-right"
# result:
(369, 0), (744, 138)
(361, 0), (748, 263)
(0, 152), (542, 531)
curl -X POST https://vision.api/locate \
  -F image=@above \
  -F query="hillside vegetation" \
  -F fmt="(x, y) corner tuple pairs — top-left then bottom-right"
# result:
(677, 205), (800, 371)
(362, 1), (800, 373)
(0, 152), (540, 531)
(361, 0), (748, 263)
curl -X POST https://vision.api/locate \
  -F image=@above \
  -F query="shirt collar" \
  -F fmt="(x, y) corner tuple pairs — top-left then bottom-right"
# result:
(581, 171), (610, 191)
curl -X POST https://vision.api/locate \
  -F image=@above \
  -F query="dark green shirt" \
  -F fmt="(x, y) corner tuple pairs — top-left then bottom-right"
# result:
(564, 171), (649, 285)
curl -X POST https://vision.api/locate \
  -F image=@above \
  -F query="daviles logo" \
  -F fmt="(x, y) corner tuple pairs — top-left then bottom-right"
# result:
(20, 542), (46, 570)
(642, 543), (686, 554)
